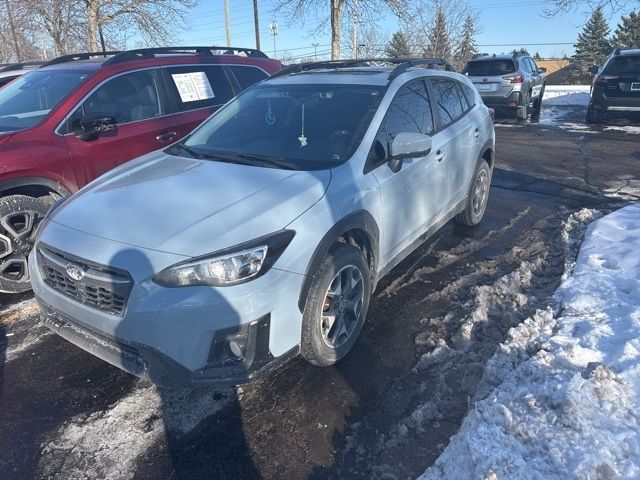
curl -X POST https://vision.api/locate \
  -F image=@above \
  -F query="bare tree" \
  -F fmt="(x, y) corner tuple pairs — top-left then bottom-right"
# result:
(344, 25), (389, 58)
(0, 1), (40, 61)
(83, 0), (196, 52)
(276, 0), (406, 59)
(29, 0), (86, 55)
(544, 0), (637, 15)
(401, 0), (476, 60)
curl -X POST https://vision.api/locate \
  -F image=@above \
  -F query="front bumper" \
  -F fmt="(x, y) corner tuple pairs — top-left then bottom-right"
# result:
(39, 304), (296, 388)
(29, 222), (306, 388)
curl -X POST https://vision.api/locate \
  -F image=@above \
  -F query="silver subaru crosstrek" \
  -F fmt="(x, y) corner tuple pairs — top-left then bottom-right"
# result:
(31, 59), (495, 388)
(464, 53), (546, 120)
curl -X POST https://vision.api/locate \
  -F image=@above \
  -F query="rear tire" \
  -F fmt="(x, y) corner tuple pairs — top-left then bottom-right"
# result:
(532, 85), (545, 111)
(586, 104), (604, 124)
(0, 195), (51, 293)
(516, 92), (530, 120)
(300, 244), (371, 367)
(454, 160), (492, 227)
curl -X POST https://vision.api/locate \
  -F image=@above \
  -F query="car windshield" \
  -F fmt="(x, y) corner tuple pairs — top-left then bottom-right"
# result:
(464, 60), (516, 76)
(175, 83), (384, 170)
(0, 70), (89, 133)
(604, 55), (640, 75)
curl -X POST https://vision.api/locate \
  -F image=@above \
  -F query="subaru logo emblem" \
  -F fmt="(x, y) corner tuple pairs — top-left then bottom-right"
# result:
(483, 78), (488, 82)
(66, 264), (85, 281)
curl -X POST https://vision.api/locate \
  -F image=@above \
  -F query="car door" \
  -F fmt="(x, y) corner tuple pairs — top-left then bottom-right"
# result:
(428, 77), (474, 214)
(60, 68), (173, 183)
(162, 64), (238, 140)
(367, 79), (441, 263)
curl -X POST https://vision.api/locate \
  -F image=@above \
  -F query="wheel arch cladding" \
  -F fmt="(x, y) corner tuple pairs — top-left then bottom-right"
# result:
(297, 210), (380, 312)
(0, 176), (71, 199)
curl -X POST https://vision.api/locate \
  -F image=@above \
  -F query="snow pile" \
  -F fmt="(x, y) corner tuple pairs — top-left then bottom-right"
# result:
(543, 85), (591, 106)
(420, 204), (640, 480)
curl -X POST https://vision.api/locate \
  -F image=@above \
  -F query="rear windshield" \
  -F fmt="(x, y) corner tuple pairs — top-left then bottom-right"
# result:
(604, 55), (640, 75)
(0, 70), (89, 133)
(464, 60), (516, 76)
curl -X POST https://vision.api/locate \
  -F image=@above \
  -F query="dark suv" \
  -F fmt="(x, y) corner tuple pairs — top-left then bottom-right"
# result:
(463, 53), (546, 120)
(587, 48), (640, 123)
(0, 46), (281, 293)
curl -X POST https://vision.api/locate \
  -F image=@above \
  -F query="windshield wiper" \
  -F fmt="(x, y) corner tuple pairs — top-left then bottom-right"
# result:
(166, 143), (203, 159)
(196, 151), (296, 170)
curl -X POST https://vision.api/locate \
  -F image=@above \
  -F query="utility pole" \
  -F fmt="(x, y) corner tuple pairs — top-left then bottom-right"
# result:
(99, 25), (107, 54)
(312, 43), (319, 61)
(224, 0), (231, 47)
(269, 21), (278, 57)
(253, 0), (261, 50)
(352, 0), (359, 59)
(4, 0), (22, 61)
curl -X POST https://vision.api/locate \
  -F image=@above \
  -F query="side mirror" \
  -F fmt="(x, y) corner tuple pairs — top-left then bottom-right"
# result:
(538, 67), (547, 74)
(589, 65), (600, 75)
(388, 132), (432, 172)
(76, 114), (117, 141)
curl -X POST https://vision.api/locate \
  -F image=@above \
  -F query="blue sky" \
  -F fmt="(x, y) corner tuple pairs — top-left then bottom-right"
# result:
(178, 0), (630, 59)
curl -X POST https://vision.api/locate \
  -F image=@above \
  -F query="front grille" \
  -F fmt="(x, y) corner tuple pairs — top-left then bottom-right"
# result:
(37, 245), (133, 316)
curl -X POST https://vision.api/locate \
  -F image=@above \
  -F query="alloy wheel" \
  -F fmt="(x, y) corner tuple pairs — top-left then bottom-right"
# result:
(0, 209), (43, 285)
(321, 264), (364, 349)
(472, 169), (489, 217)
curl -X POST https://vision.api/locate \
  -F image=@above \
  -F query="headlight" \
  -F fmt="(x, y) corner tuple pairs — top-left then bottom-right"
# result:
(153, 230), (295, 287)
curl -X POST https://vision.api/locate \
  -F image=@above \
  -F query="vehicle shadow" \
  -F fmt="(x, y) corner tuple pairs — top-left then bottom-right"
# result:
(109, 248), (262, 480)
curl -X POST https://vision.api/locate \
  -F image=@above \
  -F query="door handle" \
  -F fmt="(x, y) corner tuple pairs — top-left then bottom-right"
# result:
(156, 131), (178, 142)
(473, 128), (481, 138)
(435, 150), (446, 162)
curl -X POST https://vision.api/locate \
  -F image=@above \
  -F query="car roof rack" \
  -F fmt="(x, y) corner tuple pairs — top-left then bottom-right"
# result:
(271, 57), (455, 81)
(41, 51), (122, 67)
(102, 46), (268, 65)
(0, 61), (44, 72)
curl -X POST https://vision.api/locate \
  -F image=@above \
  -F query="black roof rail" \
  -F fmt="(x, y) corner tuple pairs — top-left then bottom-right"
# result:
(271, 57), (455, 81)
(0, 61), (44, 72)
(471, 53), (489, 60)
(42, 51), (121, 67)
(102, 46), (268, 66)
(612, 47), (621, 55)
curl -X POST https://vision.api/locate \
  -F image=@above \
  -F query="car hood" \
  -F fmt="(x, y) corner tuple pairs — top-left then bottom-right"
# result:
(51, 151), (331, 257)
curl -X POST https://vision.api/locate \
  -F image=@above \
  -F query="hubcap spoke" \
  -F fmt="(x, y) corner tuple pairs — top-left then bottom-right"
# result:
(320, 264), (365, 349)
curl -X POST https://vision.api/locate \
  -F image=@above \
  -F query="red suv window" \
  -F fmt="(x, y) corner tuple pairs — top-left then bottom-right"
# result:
(164, 65), (235, 112)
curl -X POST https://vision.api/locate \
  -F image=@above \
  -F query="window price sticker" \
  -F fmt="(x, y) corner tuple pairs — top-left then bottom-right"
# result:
(171, 72), (215, 102)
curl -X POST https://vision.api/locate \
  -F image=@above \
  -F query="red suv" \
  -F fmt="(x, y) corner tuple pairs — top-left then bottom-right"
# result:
(0, 46), (281, 293)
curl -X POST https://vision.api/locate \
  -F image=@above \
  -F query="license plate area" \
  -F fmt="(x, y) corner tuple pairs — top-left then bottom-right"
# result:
(475, 83), (492, 91)
(632, 82), (640, 91)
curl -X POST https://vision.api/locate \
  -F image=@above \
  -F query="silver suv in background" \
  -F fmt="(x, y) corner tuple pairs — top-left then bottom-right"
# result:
(463, 53), (546, 120)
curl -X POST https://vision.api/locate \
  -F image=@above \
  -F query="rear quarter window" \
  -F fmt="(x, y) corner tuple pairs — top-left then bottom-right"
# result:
(165, 65), (235, 112)
(465, 60), (516, 76)
(430, 77), (465, 126)
(230, 65), (268, 91)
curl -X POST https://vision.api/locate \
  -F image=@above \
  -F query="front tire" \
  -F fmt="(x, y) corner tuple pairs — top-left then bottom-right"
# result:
(300, 244), (371, 366)
(454, 160), (492, 227)
(0, 195), (51, 293)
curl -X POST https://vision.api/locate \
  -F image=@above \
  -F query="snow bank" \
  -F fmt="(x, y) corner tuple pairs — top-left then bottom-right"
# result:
(543, 85), (591, 107)
(420, 205), (640, 480)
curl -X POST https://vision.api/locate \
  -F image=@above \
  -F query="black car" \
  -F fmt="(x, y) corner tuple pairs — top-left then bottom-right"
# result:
(587, 48), (640, 123)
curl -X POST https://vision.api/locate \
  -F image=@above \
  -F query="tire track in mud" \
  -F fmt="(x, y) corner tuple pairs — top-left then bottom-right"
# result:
(320, 208), (603, 479)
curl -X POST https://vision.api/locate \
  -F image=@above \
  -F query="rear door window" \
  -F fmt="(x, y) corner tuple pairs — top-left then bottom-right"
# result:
(430, 78), (465, 126)
(62, 68), (167, 133)
(165, 65), (235, 112)
(604, 55), (640, 75)
(460, 82), (476, 109)
(386, 80), (434, 139)
(465, 60), (516, 76)
(229, 65), (268, 91)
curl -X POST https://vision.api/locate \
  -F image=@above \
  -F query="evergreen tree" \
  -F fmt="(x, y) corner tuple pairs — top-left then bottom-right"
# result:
(572, 7), (612, 79)
(533, 52), (542, 61)
(612, 11), (640, 49)
(385, 31), (412, 58)
(424, 8), (452, 60)
(454, 15), (478, 70)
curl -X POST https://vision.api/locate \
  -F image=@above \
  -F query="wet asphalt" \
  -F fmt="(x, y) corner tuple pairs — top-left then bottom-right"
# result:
(0, 104), (638, 480)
